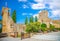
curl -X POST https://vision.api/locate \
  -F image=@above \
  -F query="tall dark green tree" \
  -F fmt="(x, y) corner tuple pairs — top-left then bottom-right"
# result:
(12, 10), (16, 23)
(30, 16), (34, 23)
(25, 16), (28, 25)
(35, 16), (38, 22)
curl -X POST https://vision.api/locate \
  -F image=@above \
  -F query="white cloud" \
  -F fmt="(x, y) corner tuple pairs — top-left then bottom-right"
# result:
(31, 3), (45, 9)
(47, 0), (60, 18)
(22, 5), (29, 9)
(53, 10), (60, 16)
(33, 0), (60, 19)
(49, 2), (60, 10)
(44, 0), (53, 3)
(34, 0), (60, 10)
(18, 0), (27, 2)
(50, 10), (60, 18)
(34, 0), (43, 3)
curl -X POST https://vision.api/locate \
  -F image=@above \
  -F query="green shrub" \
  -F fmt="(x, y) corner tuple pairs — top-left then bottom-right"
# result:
(49, 24), (55, 31)
(25, 22), (41, 33)
(41, 23), (47, 32)
(55, 28), (60, 31)
(41, 23), (47, 28)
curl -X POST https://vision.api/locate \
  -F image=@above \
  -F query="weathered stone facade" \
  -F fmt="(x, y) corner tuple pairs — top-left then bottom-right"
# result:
(38, 10), (51, 28)
(2, 7), (26, 36)
(2, 7), (11, 33)
(2, 7), (60, 37)
(38, 10), (60, 28)
(52, 20), (60, 28)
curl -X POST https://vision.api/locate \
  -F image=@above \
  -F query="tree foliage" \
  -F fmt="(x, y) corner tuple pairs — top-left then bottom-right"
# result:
(25, 16), (28, 25)
(25, 16), (41, 33)
(35, 16), (38, 22)
(12, 10), (16, 23)
(49, 24), (55, 31)
(0, 28), (2, 33)
(30, 16), (34, 23)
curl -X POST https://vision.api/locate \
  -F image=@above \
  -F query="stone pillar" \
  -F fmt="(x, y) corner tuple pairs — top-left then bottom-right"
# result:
(2, 7), (11, 36)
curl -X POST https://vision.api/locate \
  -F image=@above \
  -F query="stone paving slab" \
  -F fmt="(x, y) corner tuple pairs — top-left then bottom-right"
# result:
(0, 32), (60, 41)
(0, 37), (56, 41)
(21, 38), (55, 41)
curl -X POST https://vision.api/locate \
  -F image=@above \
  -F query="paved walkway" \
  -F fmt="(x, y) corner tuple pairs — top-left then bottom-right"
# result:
(0, 31), (60, 41)
(0, 37), (55, 41)
(31, 31), (60, 41)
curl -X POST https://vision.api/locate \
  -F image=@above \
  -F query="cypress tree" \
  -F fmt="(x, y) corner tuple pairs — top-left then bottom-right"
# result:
(30, 16), (33, 23)
(12, 10), (16, 23)
(25, 16), (28, 25)
(35, 16), (38, 22)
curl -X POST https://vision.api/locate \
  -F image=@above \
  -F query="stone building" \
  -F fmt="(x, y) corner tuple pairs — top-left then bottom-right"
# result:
(2, 7), (26, 36)
(1, 6), (60, 37)
(38, 10), (51, 28)
(2, 7), (11, 33)
(38, 10), (60, 28)
(52, 20), (60, 28)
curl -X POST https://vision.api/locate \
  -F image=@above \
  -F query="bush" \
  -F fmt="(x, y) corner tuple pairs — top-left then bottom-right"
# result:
(41, 23), (47, 28)
(25, 22), (41, 33)
(25, 24), (32, 33)
(55, 28), (60, 31)
(41, 23), (47, 32)
(58, 28), (60, 31)
(49, 24), (55, 31)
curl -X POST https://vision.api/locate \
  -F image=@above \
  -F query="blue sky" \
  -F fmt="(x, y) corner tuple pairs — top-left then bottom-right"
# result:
(0, 0), (60, 24)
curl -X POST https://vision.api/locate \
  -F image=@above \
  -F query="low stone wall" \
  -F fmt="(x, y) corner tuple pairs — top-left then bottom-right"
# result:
(0, 33), (8, 38)
(21, 32), (30, 40)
